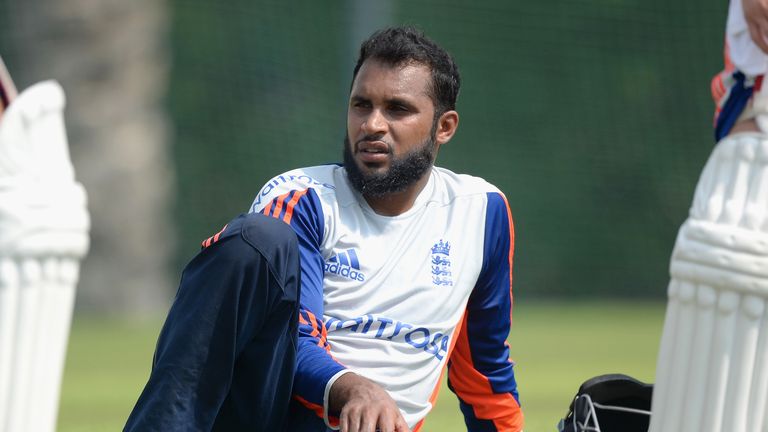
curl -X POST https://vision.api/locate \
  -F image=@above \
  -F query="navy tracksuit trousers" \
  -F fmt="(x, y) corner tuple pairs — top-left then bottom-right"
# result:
(124, 213), (300, 431)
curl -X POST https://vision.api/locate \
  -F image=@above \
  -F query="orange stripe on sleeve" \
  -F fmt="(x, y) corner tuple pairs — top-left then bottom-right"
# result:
(299, 314), (310, 326)
(414, 313), (467, 432)
(270, 192), (291, 219)
(711, 75), (721, 101)
(499, 193), (515, 323)
(305, 310), (331, 353)
(306, 313), (322, 340)
(448, 318), (523, 431)
(283, 189), (309, 224)
(259, 189), (311, 224)
(213, 224), (228, 243)
(261, 201), (273, 216)
(293, 395), (339, 426)
(294, 395), (324, 418)
(201, 223), (229, 249)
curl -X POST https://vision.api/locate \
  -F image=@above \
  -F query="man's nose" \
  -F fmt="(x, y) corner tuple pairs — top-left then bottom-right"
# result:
(362, 109), (387, 135)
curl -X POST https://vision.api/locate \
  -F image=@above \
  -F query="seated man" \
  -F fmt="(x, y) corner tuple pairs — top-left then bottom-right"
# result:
(125, 26), (523, 432)
(251, 27), (523, 432)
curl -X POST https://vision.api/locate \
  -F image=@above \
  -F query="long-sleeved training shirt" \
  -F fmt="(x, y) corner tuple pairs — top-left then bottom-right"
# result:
(250, 164), (523, 431)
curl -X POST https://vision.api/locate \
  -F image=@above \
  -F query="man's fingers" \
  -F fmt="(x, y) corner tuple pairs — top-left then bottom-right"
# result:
(760, 22), (768, 54)
(380, 410), (410, 432)
(331, 374), (406, 432)
(340, 406), (358, 432)
(339, 409), (348, 432)
(744, 0), (768, 54)
(394, 416), (411, 432)
(358, 410), (375, 432)
(342, 404), (406, 432)
(376, 419), (392, 432)
(750, 21), (768, 54)
(340, 404), (376, 432)
(375, 410), (397, 432)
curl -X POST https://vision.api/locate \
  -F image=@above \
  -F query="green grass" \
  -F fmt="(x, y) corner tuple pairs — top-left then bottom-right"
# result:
(422, 301), (664, 431)
(57, 300), (665, 432)
(57, 317), (162, 432)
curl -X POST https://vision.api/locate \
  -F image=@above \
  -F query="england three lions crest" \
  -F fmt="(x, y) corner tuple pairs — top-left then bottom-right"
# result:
(431, 239), (453, 286)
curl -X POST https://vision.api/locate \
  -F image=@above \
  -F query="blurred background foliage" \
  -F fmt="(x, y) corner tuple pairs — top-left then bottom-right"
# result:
(168, 0), (725, 299)
(0, 0), (727, 311)
(0, 1), (730, 429)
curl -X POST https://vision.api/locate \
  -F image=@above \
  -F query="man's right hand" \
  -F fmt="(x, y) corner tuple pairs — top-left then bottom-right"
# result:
(744, 0), (768, 53)
(329, 372), (410, 432)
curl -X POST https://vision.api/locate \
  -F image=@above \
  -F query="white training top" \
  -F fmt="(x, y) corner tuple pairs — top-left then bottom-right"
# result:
(250, 164), (522, 431)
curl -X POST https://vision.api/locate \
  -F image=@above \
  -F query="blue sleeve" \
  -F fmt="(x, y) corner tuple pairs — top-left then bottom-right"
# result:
(257, 188), (346, 418)
(447, 192), (524, 431)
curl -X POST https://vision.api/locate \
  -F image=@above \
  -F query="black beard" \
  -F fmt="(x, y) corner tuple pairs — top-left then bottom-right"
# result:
(343, 135), (436, 198)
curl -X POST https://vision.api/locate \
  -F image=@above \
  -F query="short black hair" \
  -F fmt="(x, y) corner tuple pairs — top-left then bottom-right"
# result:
(352, 26), (461, 115)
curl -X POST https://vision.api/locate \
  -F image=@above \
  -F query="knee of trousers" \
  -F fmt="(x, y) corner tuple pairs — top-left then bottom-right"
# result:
(239, 213), (301, 293)
(240, 212), (299, 250)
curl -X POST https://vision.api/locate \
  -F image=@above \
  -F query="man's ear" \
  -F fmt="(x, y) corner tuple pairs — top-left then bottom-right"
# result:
(435, 110), (459, 146)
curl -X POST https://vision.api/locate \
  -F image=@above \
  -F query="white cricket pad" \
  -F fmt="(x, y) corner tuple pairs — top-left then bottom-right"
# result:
(0, 81), (89, 432)
(650, 132), (768, 432)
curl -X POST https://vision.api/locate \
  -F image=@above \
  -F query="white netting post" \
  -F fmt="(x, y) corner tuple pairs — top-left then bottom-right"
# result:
(0, 81), (89, 432)
(650, 133), (768, 432)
